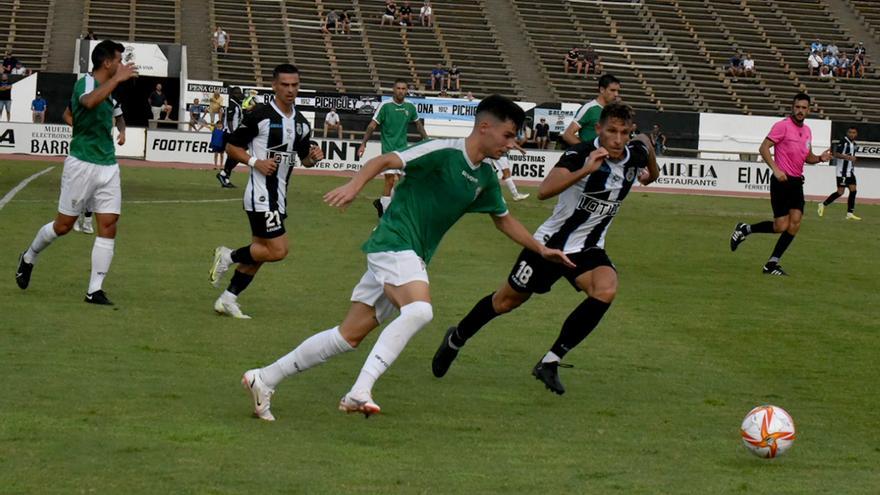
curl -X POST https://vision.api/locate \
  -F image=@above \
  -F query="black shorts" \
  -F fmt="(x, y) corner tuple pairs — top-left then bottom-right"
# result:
(246, 210), (287, 239)
(507, 247), (615, 294)
(836, 174), (857, 187)
(770, 175), (805, 218)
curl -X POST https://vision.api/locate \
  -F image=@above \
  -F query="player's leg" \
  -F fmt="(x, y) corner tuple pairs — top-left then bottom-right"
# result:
(820, 177), (846, 216)
(500, 168), (528, 201)
(730, 177), (788, 251)
(374, 172), (397, 216)
(763, 179), (803, 275)
(218, 155), (238, 187)
(846, 181), (860, 219)
(83, 164), (123, 304)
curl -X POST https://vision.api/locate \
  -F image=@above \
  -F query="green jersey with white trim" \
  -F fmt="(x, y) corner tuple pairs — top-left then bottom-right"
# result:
(69, 75), (122, 165)
(373, 100), (420, 153)
(573, 99), (603, 143)
(362, 138), (509, 263)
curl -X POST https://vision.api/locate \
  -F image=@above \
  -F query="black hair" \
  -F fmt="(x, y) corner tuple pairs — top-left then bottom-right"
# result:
(393, 78), (408, 86)
(273, 64), (299, 80)
(475, 94), (525, 130)
(847, 125), (858, 131)
(91, 40), (125, 71)
(598, 74), (620, 90)
(793, 92), (811, 104)
(598, 102), (634, 124)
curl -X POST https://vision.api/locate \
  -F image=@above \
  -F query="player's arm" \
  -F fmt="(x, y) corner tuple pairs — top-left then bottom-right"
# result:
(357, 120), (379, 158)
(294, 127), (324, 168)
(538, 147), (608, 200)
(415, 118), (428, 141)
(634, 135), (659, 186)
(805, 146), (832, 164)
(830, 144), (855, 162)
(324, 152), (403, 208)
(114, 115), (126, 145)
(79, 63), (138, 110)
(759, 137), (786, 182)
(561, 121), (581, 146)
(62, 106), (73, 126)
(491, 214), (575, 268)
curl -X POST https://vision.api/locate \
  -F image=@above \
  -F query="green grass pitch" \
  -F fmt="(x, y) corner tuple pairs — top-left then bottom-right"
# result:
(1, 160), (878, 494)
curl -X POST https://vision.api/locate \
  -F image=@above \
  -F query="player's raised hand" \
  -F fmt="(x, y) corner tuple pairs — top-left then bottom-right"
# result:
(324, 182), (359, 209)
(539, 246), (576, 269)
(585, 147), (610, 173)
(114, 63), (138, 82)
(254, 158), (277, 176)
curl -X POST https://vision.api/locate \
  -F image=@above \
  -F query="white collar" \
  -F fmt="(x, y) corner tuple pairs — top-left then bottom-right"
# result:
(270, 100), (295, 119)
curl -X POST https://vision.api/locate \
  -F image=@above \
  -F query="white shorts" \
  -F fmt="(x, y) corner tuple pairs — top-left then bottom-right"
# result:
(351, 250), (429, 324)
(383, 168), (403, 176)
(58, 156), (121, 216)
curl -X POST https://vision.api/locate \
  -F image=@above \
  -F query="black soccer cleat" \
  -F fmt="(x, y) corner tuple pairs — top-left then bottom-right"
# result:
(432, 326), (461, 378)
(85, 290), (114, 305)
(15, 252), (33, 290)
(730, 222), (749, 252)
(762, 262), (788, 276)
(216, 172), (236, 188)
(532, 360), (573, 395)
(372, 198), (384, 218)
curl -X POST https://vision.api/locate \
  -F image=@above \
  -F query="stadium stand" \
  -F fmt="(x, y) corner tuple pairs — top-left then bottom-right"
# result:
(83, 0), (180, 45)
(848, 0), (880, 43)
(0, 0), (54, 72)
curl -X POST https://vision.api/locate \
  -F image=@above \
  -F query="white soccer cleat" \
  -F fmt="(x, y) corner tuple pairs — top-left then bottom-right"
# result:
(817, 203), (825, 217)
(81, 216), (94, 234)
(73, 217), (82, 232)
(846, 212), (862, 221)
(513, 193), (530, 201)
(214, 296), (252, 319)
(242, 369), (275, 421)
(339, 391), (381, 418)
(209, 246), (233, 287)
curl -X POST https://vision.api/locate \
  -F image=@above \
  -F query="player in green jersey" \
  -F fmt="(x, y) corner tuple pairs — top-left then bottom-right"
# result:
(241, 95), (574, 421)
(16, 40), (137, 305)
(561, 74), (620, 146)
(356, 78), (428, 217)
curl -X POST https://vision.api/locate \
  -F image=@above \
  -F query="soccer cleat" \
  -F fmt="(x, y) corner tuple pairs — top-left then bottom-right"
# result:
(214, 296), (252, 319)
(372, 198), (384, 218)
(84, 290), (114, 305)
(513, 193), (530, 201)
(762, 262), (788, 276)
(15, 252), (33, 290)
(339, 391), (381, 418)
(846, 213), (862, 221)
(532, 360), (573, 395)
(432, 326), (460, 378)
(242, 369), (275, 421)
(817, 203), (825, 217)
(730, 222), (749, 252)
(216, 172), (236, 188)
(209, 246), (233, 287)
(81, 216), (94, 234)
(73, 217), (82, 232)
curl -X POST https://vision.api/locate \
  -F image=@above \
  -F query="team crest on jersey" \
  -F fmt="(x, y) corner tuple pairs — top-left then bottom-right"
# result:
(625, 167), (636, 182)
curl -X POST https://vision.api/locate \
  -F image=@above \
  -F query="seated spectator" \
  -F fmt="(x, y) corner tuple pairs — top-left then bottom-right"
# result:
(818, 65), (833, 79)
(381, 0), (397, 27)
(447, 64), (461, 91)
(322, 9), (339, 35)
(837, 52), (851, 78)
(31, 91), (47, 123)
(2, 52), (19, 73)
(808, 51), (822, 76)
(160, 100), (174, 120)
(324, 107), (343, 139)
(439, 88), (448, 97)
(420, 1), (433, 27)
(854, 41), (866, 58)
(11, 62), (27, 76)
(742, 53), (755, 77)
(340, 10), (351, 35)
(650, 124), (667, 156)
(465, 91), (474, 102)
(534, 117), (550, 149)
(407, 84), (420, 97)
(189, 98), (207, 131)
(823, 52), (838, 73)
(430, 63), (445, 90)
(516, 119), (532, 147)
(582, 45), (600, 75)
(399, 1), (414, 26)
(852, 51), (865, 78)
(727, 52), (743, 78)
(810, 39), (823, 54)
(84, 29), (97, 40)
(564, 47), (580, 74)
(213, 26), (229, 54)
(208, 89), (224, 125)
(827, 42), (839, 57)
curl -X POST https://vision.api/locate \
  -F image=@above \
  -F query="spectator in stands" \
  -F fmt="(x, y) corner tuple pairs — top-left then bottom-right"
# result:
(582, 45), (600, 76)
(340, 10), (351, 35)
(564, 47), (580, 74)
(324, 107), (343, 139)
(407, 84), (420, 97)
(819, 65), (833, 79)
(826, 42), (839, 57)
(811, 39), (823, 54)
(447, 64), (461, 91)
(11, 62), (27, 76)
(465, 91), (474, 101)
(189, 98), (206, 131)
(381, 1), (397, 27)
(322, 9), (339, 35)
(823, 51), (838, 74)
(84, 29), (97, 41)
(742, 53), (755, 77)
(213, 26), (230, 54)
(210, 120), (226, 169)
(516, 117), (532, 147)
(837, 52), (851, 78)
(650, 125), (667, 156)
(399, 1), (414, 26)
(208, 89), (224, 126)
(31, 91), (47, 123)
(2, 52), (19, 74)
(148, 83), (165, 121)
(439, 88), (448, 97)
(727, 52), (743, 78)
(430, 63), (445, 90)
(852, 49), (865, 78)
(0, 74), (11, 121)
(160, 100), (173, 120)
(534, 117), (550, 149)
(420, 1), (433, 27)
(808, 51), (822, 76)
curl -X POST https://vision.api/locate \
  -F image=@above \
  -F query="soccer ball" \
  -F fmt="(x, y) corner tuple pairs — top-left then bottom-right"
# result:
(740, 405), (796, 458)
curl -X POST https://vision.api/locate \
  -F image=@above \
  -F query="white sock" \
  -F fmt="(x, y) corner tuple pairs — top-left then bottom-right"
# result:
(24, 222), (58, 264)
(220, 290), (237, 302)
(350, 301), (433, 395)
(260, 326), (354, 389)
(87, 237), (115, 294)
(541, 351), (561, 364)
(380, 195), (392, 210)
(503, 177), (520, 196)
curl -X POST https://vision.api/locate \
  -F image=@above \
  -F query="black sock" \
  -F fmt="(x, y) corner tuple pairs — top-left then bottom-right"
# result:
(226, 270), (254, 296)
(84, 211), (93, 218)
(451, 293), (499, 347)
(847, 190), (856, 213)
(823, 191), (842, 206)
(748, 221), (775, 234)
(770, 232), (795, 261)
(231, 245), (256, 265)
(223, 157), (238, 176)
(549, 298), (611, 359)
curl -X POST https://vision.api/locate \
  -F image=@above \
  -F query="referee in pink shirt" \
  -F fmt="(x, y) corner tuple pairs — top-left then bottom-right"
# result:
(729, 93), (832, 276)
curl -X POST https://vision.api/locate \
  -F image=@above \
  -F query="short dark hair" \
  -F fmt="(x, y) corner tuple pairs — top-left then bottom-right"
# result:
(393, 78), (408, 86)
(273, 64), (299, 79)
(598, 74), (620, 90)
(475, 94), (525, 130)
(91, 40), (125, 71)
(847, 125), (858, 131)
(598, 102), (634, 125)
(793, 92), (811, 104)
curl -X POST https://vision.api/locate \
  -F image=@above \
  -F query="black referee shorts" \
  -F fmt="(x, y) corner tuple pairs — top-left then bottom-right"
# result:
(770, 175), (805, 218)
(836, 174), (857, 187)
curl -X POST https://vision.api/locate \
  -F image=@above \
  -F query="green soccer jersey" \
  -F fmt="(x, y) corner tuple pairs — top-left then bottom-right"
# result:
(362, 138), (509, 263)
(573, 99), (603, 143)
(69, 75), (121, 165)
(373, 99), (420, 153)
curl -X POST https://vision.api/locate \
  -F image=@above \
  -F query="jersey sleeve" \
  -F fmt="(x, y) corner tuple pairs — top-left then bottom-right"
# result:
(294, 119), (313, 160)
(572, 103), (590, 128)
(226, 110), (260, 148)
(766, 120), (786, 144)
(71, 78), (86, 108)
(466, 180), (508, 216)
(394, 139), (444, 173)
(111, 96), (123, 118)
(554, 142), (592, 172)
(409, 103), (420, 122)
(372, 102), (385, 125)
(629, 140), (650, 168)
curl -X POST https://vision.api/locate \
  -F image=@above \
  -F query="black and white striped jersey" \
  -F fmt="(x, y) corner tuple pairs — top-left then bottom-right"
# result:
(227, 100), (312, 214)
(534, 138), (649, 253)
(225, 98), (243, 132)
(834, 137), (857, 178)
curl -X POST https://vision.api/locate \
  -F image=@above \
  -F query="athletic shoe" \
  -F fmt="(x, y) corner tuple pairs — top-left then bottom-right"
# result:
(729, 222), (749, 252)
(15, 252), (33, 290)
(762, 262), (788, 276)
(73, 216), (82, 232)
(216, 172), (236, 188)
(846, 213), (862, 221)
(214, 296), (251, 319)
(532, 360), (573, 395)
(339, 391), (381, 418)
(431, 326), (460, 378)
(209, 246), (233, 288)
(81, 216), (94, 234)
(242, 369), (275, 421)
(84, 290), (114, 305)
(372, 198), (384, 218)
(817, 203), (825, 217)
(513, 193), (530, 201)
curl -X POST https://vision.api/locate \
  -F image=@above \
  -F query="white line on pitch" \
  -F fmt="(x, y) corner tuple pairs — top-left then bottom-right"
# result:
(0, 166), (54, 210)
